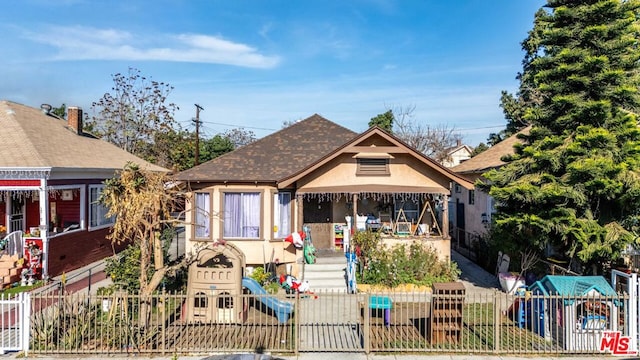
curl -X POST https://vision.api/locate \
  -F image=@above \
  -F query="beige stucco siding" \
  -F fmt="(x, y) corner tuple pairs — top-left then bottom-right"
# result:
(296, 154), (451, 193)
(184, 184), (300, 266)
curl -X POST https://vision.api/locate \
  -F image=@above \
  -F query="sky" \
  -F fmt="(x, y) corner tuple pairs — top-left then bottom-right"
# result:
(0, 0), (546, 146)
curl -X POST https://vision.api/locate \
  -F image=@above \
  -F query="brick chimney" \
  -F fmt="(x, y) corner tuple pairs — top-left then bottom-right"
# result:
(67, 106), (83, 135)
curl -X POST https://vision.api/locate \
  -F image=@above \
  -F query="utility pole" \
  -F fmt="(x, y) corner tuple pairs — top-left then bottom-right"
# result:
(194, 104), (204, 166)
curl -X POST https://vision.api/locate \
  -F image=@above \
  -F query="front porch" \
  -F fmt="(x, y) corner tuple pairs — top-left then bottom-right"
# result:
(299, 192), (451, 259)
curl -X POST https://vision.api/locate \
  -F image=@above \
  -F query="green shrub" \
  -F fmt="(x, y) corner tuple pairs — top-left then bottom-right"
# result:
(358, 241), (460, 288)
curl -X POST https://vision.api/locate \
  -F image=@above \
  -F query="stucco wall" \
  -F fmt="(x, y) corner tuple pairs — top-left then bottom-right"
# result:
(297, 153), (450, 192)
(184, 184), (300, 267)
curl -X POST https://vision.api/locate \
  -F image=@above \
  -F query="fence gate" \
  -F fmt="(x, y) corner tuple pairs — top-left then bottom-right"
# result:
(611, 270), (638, 353)
(0, 292), (30, 355)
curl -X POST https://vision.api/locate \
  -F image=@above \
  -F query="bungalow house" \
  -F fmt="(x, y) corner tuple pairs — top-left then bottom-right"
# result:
(176, 114), (474, 275)
(449, 127), (530, 251)
(0, 100), (167, 279)
(441, 141), (473, 168)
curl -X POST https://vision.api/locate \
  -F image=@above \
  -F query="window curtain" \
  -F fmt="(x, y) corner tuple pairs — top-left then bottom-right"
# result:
(274, 193), (291, 238)
(195, 192), (210, 238)
(224, 192), (260, 238)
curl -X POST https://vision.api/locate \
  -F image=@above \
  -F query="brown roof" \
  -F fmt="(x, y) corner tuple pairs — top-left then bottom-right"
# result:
(0, 100), (167, 173)
(176, 114), (357, 182)
(451, 126), (531, 174)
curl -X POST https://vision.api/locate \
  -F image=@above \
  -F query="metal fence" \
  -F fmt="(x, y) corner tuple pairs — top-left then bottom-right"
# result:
(0, 293), (30, 355)
(19, 289), (635, 356)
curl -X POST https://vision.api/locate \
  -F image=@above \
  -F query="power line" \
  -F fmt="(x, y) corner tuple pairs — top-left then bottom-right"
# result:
(198, 120), (277, 132)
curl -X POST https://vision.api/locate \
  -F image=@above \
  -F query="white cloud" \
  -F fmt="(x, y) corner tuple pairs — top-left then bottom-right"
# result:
(23, 25), (280, 69)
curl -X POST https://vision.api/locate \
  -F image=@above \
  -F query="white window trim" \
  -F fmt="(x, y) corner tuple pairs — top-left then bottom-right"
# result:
(88, 184), (114, 231)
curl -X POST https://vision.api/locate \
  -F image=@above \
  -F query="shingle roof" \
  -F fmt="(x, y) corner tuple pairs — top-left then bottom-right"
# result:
(176, 114), (357, 182)
(451, 126), (531, 174)
(0, 100), (167, 172)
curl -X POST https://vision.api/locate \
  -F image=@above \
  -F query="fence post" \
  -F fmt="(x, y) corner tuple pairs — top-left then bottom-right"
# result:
(294, 293), (300, 354)
(493, 290), (500, 353)
(364, 294), (370, 354)
(22, 292), (31, 356)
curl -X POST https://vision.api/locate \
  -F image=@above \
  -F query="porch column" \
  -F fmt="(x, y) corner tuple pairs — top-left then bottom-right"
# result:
(352, 194), (358, 231)
(297, 195), (304, 230)
(442, 194), (449, 239)
(39, 180), (49, 279)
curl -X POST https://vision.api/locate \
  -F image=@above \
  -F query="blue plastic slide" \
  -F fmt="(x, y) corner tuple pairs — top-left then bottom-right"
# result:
(242, 277), (294, 323)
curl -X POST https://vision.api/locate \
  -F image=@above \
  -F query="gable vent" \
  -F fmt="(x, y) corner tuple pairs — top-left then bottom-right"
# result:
(357, 158), (389, 176)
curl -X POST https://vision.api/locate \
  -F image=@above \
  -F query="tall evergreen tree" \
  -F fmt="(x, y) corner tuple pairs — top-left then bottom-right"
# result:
(482, 0), (640, 272)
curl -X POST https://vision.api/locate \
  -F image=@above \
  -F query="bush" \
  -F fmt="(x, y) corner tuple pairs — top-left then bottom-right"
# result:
(358, 241), (460, 288)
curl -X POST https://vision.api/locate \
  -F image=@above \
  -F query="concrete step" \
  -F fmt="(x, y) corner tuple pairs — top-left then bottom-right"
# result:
(304, 262), (346, 272)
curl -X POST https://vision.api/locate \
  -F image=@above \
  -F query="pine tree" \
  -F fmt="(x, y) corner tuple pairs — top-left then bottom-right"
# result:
(483, 0), (640, 272)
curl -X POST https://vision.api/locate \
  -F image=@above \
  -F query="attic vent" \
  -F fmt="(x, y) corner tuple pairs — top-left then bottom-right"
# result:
(357, 158), (389, 176)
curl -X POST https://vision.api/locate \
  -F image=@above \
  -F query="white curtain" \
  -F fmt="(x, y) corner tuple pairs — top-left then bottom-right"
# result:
(224, 192), (260, 238)
(274, 193), (291, 238)
(195, 192), (210, 238)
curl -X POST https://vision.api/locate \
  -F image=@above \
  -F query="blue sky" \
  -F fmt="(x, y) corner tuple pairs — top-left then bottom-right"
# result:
(1, 0), (546, 146)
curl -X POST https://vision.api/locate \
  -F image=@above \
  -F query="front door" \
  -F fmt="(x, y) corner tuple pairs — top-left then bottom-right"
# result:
(9, 195), (24, 232)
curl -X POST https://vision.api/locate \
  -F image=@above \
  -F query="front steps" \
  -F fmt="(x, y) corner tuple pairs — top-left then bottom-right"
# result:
(303, 251), (348, 293)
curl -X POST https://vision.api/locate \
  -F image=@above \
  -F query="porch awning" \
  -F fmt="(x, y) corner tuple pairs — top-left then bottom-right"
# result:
(296, 184), (447, 194)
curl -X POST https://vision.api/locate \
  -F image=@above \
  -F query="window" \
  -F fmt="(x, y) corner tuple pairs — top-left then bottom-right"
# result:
(468, 190), (475, 205)
(223, 192), (261, 238)
(89, 185), (114, 228)
(357, 158), (389, 176)
(274, 192), (292, 238)
(194, 192), (211, 238)
(455, 184), (461, 193)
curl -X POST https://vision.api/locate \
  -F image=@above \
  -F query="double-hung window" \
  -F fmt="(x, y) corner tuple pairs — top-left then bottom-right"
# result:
(273, 192), (292, 238)
(194, 192), (211, 238)
(89, 185), (115, 229)
(223, 192), (261, 239)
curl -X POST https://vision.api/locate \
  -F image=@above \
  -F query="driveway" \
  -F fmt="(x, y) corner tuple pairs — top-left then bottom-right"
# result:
(451, 249), (500, 296)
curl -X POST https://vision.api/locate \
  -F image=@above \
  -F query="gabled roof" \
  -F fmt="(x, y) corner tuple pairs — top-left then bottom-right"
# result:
(278, 126), (475, 190)
(530, 275), (616, 297)
(176, 114), (357, 183)
(451, 126), (531, 174)
(0, 100), (167, 172)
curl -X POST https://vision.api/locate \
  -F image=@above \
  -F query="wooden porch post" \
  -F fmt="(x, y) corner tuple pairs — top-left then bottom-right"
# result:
(352, 194), (358, 229)
(297, 195), (304, 230)
(39, 180), (49, 278)
(442, 194), (449, 239)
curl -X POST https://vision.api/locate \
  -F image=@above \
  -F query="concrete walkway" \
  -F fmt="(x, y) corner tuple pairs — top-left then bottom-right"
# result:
(450, 249), (500, 296)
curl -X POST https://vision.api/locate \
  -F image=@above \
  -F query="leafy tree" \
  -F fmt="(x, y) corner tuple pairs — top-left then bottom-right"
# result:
(223, 127), (256, 148)
(369, 110), (394, 132)
(482, 0), (640, 273)
(471, 142), (489, 157)
(51, 104), (66, 119)
(88, 67), (179, 167)
(100, 163), (187, 326)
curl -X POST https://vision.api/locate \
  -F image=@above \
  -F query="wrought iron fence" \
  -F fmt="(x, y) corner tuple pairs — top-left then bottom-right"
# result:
(25, 290), (633, 356)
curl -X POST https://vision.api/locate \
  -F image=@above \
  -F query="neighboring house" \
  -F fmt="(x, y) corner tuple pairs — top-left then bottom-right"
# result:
(176, 114), (474, 275)
(449, 127), (531, 249)
(441, 141), (473, 168)
(0, 101), (167, 278)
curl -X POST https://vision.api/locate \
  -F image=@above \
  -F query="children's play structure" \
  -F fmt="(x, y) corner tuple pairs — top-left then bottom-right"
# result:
(185, 243), (248, 323)
(185, 242), (295, 324)
(512, 275), (619, 351)
(242, 277), (294, 323)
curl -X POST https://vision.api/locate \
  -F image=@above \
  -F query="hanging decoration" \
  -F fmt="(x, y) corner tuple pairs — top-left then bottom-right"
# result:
(0, 169), (50, 180)
(296, 191), (437, 203)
